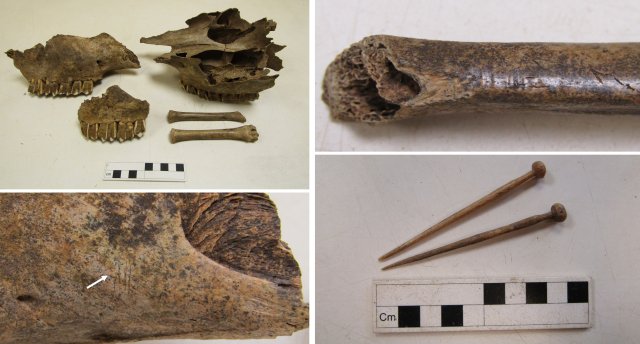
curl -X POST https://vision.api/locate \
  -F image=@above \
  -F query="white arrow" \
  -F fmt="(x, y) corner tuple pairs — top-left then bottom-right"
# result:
(86, 275), (109, 289)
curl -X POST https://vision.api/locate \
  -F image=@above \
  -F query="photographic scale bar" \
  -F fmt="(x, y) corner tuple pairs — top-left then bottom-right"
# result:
(374, 277), (592, 332)
(104, 162), (185, 182)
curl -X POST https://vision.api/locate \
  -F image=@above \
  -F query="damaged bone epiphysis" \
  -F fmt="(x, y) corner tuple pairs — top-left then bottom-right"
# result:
(78, 86), (149, 142)
(6, 33), (140, 97)
(140, 8), (284, 103)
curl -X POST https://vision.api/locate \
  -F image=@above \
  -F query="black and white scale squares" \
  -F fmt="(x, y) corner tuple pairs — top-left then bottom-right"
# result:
(374, 279), (591, 332)
(568, 281), (589, 303)
(105, 162), (185, 182)
(441, 305), (463, 327)
(398, 306), (420, 327)
(526, 282), (547, 304)
(483, 283), (505, 305)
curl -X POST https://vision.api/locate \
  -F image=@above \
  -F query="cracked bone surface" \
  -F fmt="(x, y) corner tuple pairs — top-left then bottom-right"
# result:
(322, 35), (640, 123)
(6, 33), (140, 97)
(170, 125), (259, 143)
(0, 193), (308, 344)
(167, 110), (246, 123)
(78, 85), (149, 142)
(140, 8), (284, 103)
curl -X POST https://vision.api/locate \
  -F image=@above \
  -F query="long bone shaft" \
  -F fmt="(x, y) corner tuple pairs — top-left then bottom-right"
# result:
(170, 126), (259, 143)
(323, 35), (640, 123)
(167, 110), (246, 123)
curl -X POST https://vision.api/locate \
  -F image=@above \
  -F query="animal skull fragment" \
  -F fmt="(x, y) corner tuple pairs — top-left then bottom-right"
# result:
(78, 85), (149, 142)
(6, 33), (140, 97)
(140, 8), (284, 102)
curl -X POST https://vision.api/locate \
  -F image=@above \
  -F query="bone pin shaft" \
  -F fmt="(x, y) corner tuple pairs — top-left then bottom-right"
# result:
(379, 161), (546, 261)
(381, 203), (567, 270)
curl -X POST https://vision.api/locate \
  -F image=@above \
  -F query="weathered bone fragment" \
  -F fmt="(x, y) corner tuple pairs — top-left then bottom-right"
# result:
(78, 86), (149, 142)
(323, 35), (640, 123)
(6, 33), (140, 97)
(167, 110), (246, 123)
(0, 193), (308, 344)
(170, 125), (259, 143)
(140, 8), (284, 102)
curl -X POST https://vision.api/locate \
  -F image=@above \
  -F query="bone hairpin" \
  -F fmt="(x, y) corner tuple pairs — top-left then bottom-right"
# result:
(379, 161), (546, 261)
(170, 125), (259, 143)
(167, 110), (246, 123)
(323, 36), (640, 123)
(381, 203), (567, 271)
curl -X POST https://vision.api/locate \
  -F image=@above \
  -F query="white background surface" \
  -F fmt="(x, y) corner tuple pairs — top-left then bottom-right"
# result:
(0, 0), (308, 188)
(316, 156), (640, 343)
(125, 192), (309, 344)
(315, 0), (640, 151)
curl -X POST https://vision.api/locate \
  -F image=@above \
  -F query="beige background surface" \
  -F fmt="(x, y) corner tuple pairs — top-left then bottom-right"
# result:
(316, 155), (640, 343)
(316, 0), (640, 151)
(0, 0), (309, 189)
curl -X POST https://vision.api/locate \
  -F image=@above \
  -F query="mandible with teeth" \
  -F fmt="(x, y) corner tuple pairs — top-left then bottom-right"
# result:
(6, 33), (140, 97)
(78, 85), (149, 142)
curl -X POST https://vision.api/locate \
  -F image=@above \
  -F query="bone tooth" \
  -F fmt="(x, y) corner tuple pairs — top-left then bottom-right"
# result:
(92, 124), (100, 141)
(117, 122), (127, 142)
(98, 123), (109, 142)
(37, 80), (44, 95)
(87, 123), (98, 140)
(82, 81), (93, 95)
(71, 81), (82, 95)
(59, 82), (69, 95)
(109, 122), (117, 142)
(51, 82), (59, 96)
(126, 121), (134, 140)
(134, 119), (145, 137)
(80, 121), (89, 138)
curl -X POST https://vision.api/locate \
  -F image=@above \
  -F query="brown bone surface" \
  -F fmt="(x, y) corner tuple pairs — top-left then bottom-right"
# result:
(78, 86), (149, 142)
(322, 35), (640, 123)
(170, 125), (259, 143)
(140, 8), (284, 103)
(6, 33), (140, 97)
(0, 193), (308, 344)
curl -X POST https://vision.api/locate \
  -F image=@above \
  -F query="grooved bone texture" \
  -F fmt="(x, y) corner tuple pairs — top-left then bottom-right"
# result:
(140, 8), (285, 103)
(0, 193), (308, 344)
(5, 33), (140, 97)
(78, 85), (149, 142)
(322, 35), (640, 123)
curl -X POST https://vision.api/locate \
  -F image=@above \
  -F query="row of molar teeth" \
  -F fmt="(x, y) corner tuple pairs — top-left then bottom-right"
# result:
(80, 119), (146, 142)
(181, 83), (258, 102)
(28, 79), (93, 96)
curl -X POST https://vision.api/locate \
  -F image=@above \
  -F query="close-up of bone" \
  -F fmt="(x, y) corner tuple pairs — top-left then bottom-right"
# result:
(78, 85), (149, 142)
(323, 35), (640, 123)
(0, 193), (308, 344)
(5, 33), (140, 97)
(140, 8), (284, 103)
